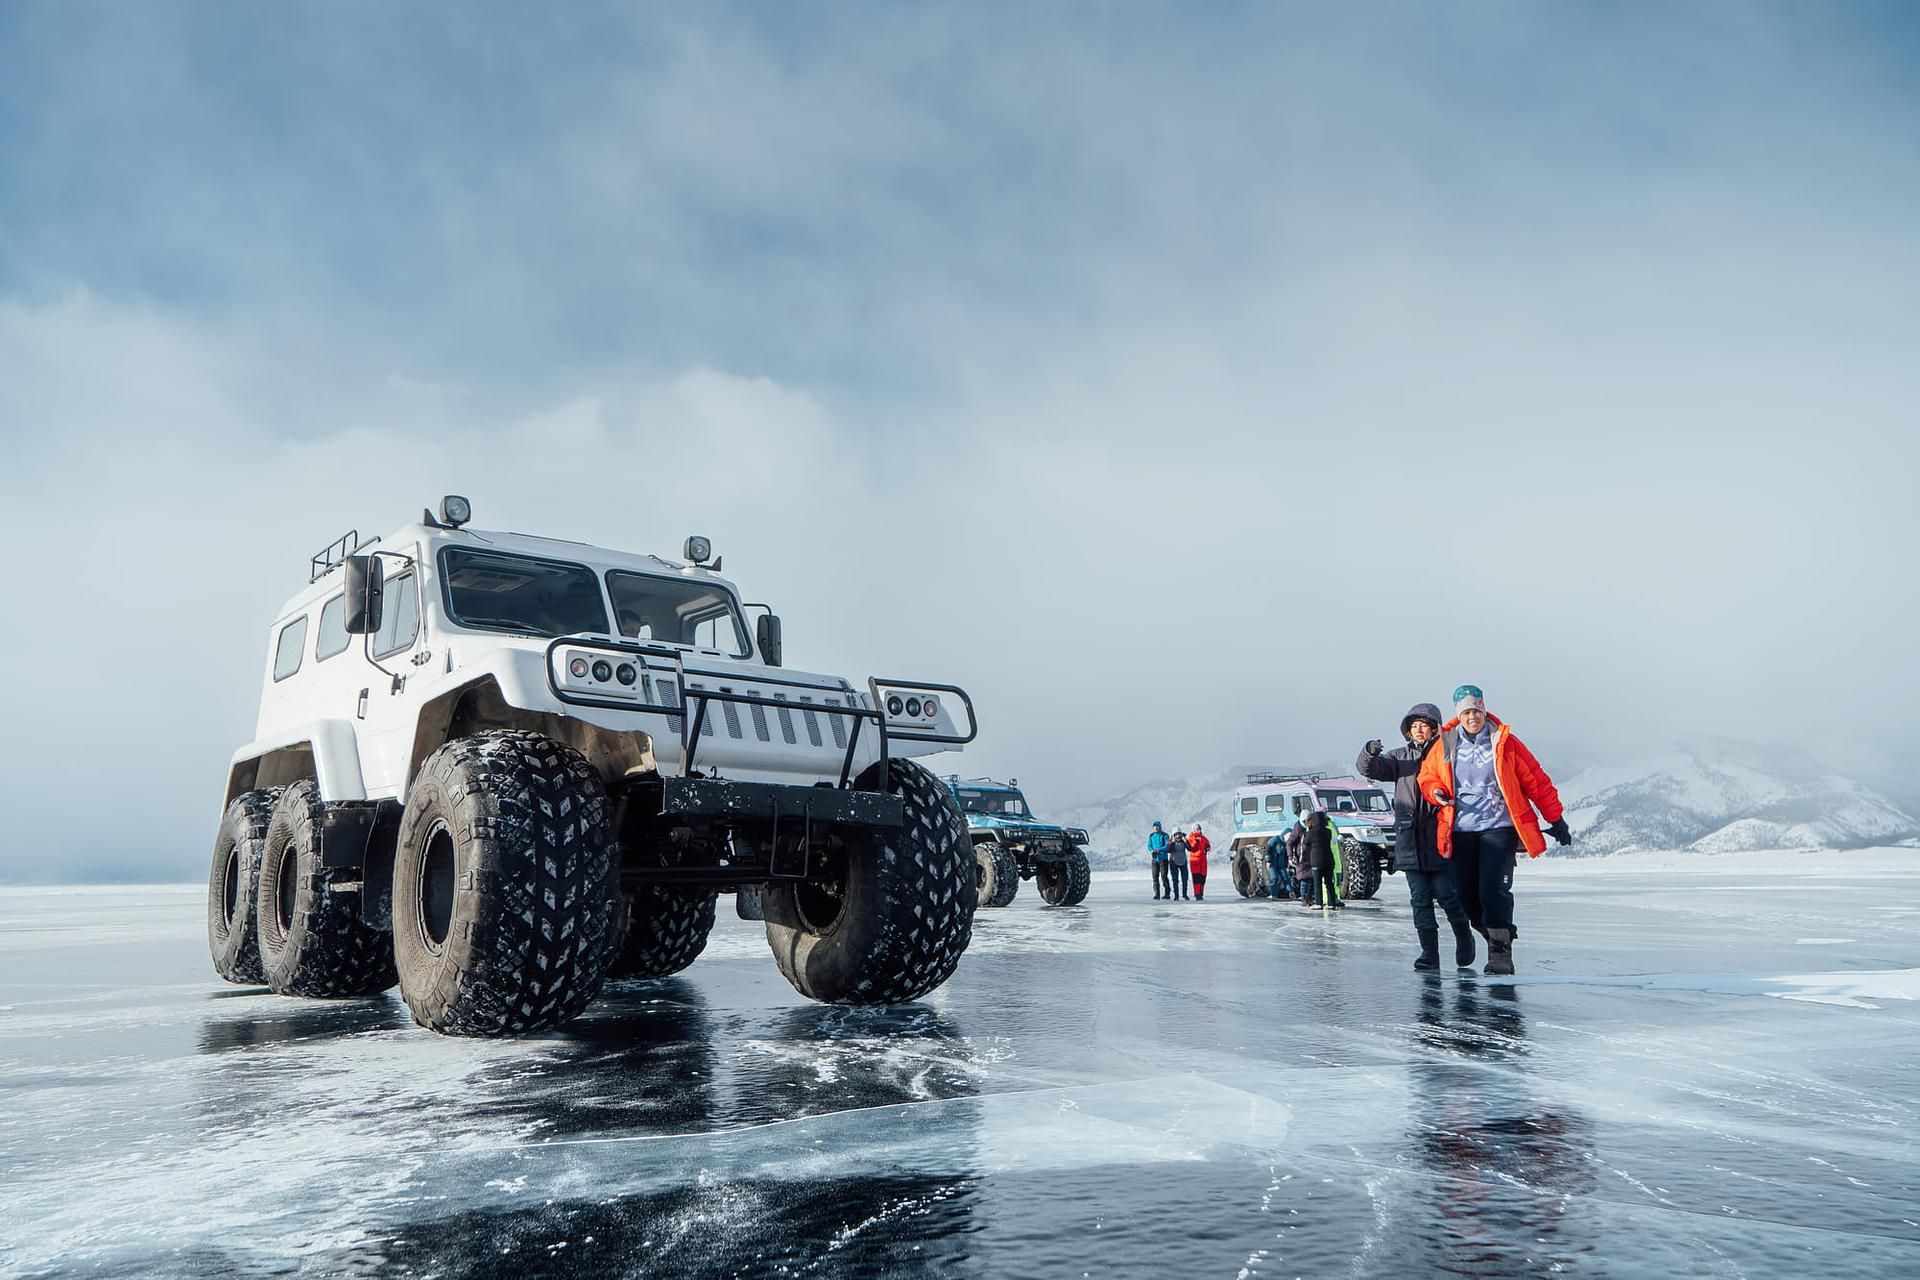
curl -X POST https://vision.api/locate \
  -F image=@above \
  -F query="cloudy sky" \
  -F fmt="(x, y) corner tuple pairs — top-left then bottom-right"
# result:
(3, 3), (1916, 880)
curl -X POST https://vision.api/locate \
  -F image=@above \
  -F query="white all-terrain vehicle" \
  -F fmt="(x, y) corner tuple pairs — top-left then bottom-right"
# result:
(208, 497), (980, 1037)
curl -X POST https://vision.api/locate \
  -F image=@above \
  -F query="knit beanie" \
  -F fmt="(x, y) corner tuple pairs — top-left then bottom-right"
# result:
(1453, 684), (1485, 716)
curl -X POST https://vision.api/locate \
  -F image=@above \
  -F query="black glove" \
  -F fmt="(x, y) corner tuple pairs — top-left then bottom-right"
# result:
(1364, 739), (1384, 758)
(1546, 817), (1572, 846)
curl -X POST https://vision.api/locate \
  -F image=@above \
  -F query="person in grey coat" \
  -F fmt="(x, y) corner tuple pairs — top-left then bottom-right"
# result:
(1358, 702), (1474, 971)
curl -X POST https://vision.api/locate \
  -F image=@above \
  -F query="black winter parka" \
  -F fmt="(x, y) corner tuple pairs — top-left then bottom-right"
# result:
(1355, 702), (1447, 873)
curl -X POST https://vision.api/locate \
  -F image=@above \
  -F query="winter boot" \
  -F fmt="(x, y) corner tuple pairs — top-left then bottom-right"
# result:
(1450, 919), (1477, 970)
(1484, 927), (1515, 977)
(1413, 927), (1440, 971)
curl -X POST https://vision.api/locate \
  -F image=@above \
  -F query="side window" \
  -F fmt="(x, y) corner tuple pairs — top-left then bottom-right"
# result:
(273, 616), (309, 682)
(315, 596), (349, 661)
(372, 572), (419, 659)
(1292, 794), (1309, 815)
(1265, 795), (1287, 812)
(1240, 797), (1258, 815)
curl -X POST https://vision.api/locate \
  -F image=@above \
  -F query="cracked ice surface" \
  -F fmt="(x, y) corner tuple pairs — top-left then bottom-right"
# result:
(3, 852), (1919, 1277)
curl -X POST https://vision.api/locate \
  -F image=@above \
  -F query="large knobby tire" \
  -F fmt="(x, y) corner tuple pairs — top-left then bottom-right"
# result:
(609, 886), (719, 979)
(256, 781), (398, 998)
(975, 842), (1021, 908)
(392, 731), (621, 1036)
(1036, 848), (1091, 906)
(207, 787), (282, 984)
(762, 758), (976, 1004)
(1231, 847), (1270, 899)
(1340, 839), (1383, 901)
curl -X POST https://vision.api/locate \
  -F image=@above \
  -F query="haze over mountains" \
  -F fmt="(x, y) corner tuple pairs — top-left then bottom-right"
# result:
(1056, 740), (1919, 868)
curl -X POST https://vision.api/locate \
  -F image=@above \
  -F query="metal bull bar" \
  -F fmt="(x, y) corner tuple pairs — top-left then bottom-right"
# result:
(542, 638), (977, 790)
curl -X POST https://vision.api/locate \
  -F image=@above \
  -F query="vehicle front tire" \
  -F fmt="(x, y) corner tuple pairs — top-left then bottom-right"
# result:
(1231, 847), (1270, 899)
(208, 787), (281, 984)
(762, 759), (976, 1004)
(1340, 839), (1382, 901)
(1036, 848), (1091, 906)
(392, 731), (621, 1036)
(975, 841), (1021, 908)
(609, 886), (719, 979)
(256, 781), (398, 998)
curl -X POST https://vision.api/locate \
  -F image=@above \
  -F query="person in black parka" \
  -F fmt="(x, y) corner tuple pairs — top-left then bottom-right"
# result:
(1357, 702), (1474, 971)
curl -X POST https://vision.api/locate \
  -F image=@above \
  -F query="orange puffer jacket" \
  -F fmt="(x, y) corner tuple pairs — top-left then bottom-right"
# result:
(1186, 832), (1211, 875)
(1417, 714), (1565, 859)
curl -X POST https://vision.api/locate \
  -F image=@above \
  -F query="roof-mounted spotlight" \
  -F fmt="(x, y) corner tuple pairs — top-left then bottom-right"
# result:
(683, 535), (712, 565)
(439, 495), (472, 528)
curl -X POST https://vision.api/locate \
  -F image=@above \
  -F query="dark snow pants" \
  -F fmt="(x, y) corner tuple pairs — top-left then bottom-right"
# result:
(1403, 867), (1467, 933)
(1449, 827), (1519, 933)
(1170, 863), (1190, 898)
(1310, 866), (1339, 906)
(1152, 860), (1171, 898)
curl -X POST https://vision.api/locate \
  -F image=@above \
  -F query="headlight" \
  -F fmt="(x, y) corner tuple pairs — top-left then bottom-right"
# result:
(591, 659), (613, 682)
(614, 663), (637, 686)
(568, 657), (589, 679)
(922, 695), (938, 718)
(886, 695), (904, 716)
(905, 697), (922, 717)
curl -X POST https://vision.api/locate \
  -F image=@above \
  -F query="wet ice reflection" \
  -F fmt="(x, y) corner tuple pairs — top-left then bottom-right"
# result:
(3, 859), (1919, 1277)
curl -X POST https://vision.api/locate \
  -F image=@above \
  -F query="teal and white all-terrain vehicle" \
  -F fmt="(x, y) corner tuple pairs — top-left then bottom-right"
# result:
(947, 778), (1092, 908)
(1226, 771), (1394, 901)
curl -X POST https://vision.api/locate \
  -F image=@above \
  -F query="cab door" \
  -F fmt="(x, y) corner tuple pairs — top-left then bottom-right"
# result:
(355, 545), (425, 798)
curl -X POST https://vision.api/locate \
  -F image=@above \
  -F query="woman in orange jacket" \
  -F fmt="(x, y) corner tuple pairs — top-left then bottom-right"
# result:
(1187, 825), (1212, 899)
(1416, 685), (1572, 975)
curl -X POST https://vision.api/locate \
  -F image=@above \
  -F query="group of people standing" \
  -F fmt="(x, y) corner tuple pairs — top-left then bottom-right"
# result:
(1262, 808), (1348, 911)
(1146, 822), (1211, 900)
(1142, 685), (1571, 977)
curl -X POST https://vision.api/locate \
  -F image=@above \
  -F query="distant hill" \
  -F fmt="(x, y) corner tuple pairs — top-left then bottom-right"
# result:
(1057, 741), (1918, 866)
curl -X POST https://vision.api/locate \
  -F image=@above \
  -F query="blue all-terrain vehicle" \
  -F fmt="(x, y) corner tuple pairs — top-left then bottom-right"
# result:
(946, 777), (1093, 908)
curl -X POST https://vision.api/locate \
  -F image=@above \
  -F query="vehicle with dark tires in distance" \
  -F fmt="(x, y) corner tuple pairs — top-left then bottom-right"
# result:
(948, 777), (1092, 908)
(1226, 771), (1395, 902)
(208, 496), (981, 1036)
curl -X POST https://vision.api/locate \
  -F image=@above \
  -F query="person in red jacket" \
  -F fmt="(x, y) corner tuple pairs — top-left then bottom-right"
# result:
(1187, 825), (1212, 899)
(1417, 685), (1572, 975)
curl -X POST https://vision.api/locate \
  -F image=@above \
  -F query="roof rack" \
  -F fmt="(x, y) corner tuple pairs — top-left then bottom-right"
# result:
(309, 529), (363, 583)
(1246, 770), (1325, 786)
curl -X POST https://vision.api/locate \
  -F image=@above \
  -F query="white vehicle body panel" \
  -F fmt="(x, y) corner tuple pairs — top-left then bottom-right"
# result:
(231, 520), (969, 807)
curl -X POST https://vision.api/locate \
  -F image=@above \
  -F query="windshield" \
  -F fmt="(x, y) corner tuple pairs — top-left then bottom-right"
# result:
(1316, 788), (1391, 815)
(958, 790), (1029, 817)
(440, 549), (609, 637)
(606, 571), (750, 658)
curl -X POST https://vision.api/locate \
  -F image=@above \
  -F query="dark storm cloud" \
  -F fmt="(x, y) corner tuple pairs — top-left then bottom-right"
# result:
(2, 2), (1916, 878)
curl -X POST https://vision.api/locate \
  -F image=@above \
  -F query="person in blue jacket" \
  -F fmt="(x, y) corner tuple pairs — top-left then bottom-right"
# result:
(1147, 821), (1171, 899)
(1263, 829), (1290, 901)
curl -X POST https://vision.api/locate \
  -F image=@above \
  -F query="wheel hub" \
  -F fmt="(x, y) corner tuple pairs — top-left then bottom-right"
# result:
(417, 821), (457, 954)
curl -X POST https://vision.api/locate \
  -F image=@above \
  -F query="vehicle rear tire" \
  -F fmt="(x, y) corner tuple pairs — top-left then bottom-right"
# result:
(208, 787), (282, 984)
(762, 759), (976, 1004)
(256, 781), (398, 998)
(1340, 839), (1382, 901)
(1231, 847), (1270, 899)
(1036, 848), (1091, 906)
(975, 841), (1021, 908)
(609, 885), (718, 979)
(392, 731), (621, 1036)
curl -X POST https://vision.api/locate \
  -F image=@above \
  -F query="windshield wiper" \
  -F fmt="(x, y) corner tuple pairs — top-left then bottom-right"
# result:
(459, 617), (548, 637)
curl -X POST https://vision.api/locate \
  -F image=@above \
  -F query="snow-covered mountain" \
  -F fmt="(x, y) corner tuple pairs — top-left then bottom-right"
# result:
(1560, 741), (1917, 854)
(1058, 741), (1918, 865)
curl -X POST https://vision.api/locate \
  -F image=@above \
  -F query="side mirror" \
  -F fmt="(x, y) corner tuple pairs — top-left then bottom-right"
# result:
(343, 555), (385, 635)
(755, 613), (783, 668)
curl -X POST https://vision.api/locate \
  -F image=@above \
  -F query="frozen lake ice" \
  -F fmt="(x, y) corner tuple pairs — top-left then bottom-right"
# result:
(3, 851), (1918, 1277)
